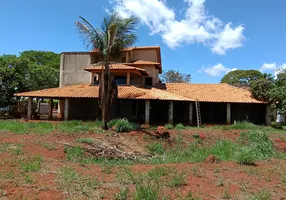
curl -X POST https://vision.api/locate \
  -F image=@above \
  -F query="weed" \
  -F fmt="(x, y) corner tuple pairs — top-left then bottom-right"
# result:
(100, 164), (113, 174)
(236, 147), (256, 165)
(175, 123), (185, 130)
(216, 176), (225, 187)
(11, 146), (23, 155)
(76, 137), (94, 145)
(167, 170), (187, 188)
(0, 143), (10, 153)
(57, 120), (90, 133)
(114, 187), (129, 200)
(58, 166), (100, 198)
(214, 166), (221, 173)
(133, 185), (159, 200)
(20, 156), (42, 172)
(146, 142), (165, 155)
(164, 124), (174, 130)
(108, 118), (139, 132)
(222, 186), (231, 199)
(249, 189), (271, 200)
(24, 174), (33, 184)
(65, 146), (85, 162)
(41, 142), (56, 151)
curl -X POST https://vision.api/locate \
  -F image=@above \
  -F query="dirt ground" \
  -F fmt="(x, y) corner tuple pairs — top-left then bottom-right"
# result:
(0, 128), (286, 200)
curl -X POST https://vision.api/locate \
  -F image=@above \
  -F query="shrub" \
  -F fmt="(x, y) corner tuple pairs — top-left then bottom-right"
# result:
(146, 142), (165, 155)
(236, 147), (256, 165)
(164, 124), (174, 129)
(175, 123), (185, 130)
(108, 118), (139, 132)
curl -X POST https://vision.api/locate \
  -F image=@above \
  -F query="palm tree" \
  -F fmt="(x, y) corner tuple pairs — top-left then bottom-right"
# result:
(75, 13), (138, 129)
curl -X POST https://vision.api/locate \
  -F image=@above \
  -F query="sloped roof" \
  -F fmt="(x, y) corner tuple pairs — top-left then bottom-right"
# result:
(127, 60), (160, 65)
(15, 83), (264, 103)
(85, 64), (148, 75)
(15, 84), (192, 101)
(163, 83), (264, 103)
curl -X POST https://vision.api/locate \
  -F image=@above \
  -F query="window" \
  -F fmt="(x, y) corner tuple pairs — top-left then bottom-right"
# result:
(145, 77), (153, 86)
(115, 76), (127, 85)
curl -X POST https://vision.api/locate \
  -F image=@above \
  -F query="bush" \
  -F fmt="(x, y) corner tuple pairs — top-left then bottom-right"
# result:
(175, 123), (185, 130)
(108, 118), (139, 132)
(236, 147), (256, 165)
(146, 142), (165, 155)
(164, 124), (174, 129)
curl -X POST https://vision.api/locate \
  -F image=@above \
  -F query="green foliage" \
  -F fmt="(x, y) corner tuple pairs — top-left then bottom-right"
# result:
(107, 118), (139, 132)
(65, 146), (85, 162)
(58, 166), (100, 198)
(161, 70), (191, 83)
(114, 187), (129, 200)
(249, 189), (271, 200)
(236, 147), (256, 165)
(175, 123), (185, 130)
(76, 138), (95, 145)
(133, 185), (159, 200)
(164, 124), (174, 130)
(0, 51), (60, 109)
(220, 70), (265, 85)
(20, 156), (42, 172)
(146, 142), (165, 155)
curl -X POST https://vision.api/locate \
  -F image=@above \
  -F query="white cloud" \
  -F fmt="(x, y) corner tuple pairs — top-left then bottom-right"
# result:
(260, 63), (286, 77)
(111, 0), (246, 55)
(202, 63), (237, 76)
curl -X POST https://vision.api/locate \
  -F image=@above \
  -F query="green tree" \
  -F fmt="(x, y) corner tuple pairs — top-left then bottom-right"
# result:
(75, 13), (138, 129)
(161, 70), (191, 83)
(0, 55), (29, 107)
(221, 70), (266, 85)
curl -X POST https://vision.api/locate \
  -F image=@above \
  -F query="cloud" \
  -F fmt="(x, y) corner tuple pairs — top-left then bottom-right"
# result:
(260, 63), (286, 77)
(110, 0), (246, 55)
(202, 63), (237, 76)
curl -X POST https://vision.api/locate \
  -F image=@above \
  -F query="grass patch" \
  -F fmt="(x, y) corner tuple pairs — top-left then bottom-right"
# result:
(146, 142), (165, 155)
(107, 118), (139, 132)
(20, 156), (42, 172)
(76, 138), (95, 145)
(114, 187), (129, 200)
(249, 189), (271, 200)
(58, 166), (100, 198)
(40, 142), (56, 151)
(164, 124), (174, 130)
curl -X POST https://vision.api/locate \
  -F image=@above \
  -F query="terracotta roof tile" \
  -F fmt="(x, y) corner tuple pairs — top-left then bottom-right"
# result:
(85, 64), (148, 75)
(164, 83), (264, 103)
(15, 84), (192, 101)
(127, 60), (160, 65)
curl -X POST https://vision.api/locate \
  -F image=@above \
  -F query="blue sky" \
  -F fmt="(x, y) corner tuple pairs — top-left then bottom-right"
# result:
(1, 0), (286, 83)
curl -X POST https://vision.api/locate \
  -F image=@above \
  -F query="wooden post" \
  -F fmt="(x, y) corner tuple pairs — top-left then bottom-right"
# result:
(145, 100), (150, 125)
(27, 97), (33, 120)
(127, 72), (130, 85)
(265, 104), (271, 126)
(48, 98), (53, 120)
(168, 101), (173, 124)
(189, 102), (193, 125)
(64, 98), (70, 121)
(226, 103), (231, 124)
(90, 72), (95, 85)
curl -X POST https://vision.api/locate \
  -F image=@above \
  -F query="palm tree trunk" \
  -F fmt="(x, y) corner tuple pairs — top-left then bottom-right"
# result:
(100, 62), (111, 130)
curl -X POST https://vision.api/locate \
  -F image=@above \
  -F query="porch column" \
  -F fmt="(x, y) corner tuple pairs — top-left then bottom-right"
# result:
(48, 98), (53, 120)
(189, 102), (193, 125)
(90, 72), (95, 85)
(226, 103), (231, 124)
(145, 100), (150, 125)
(265, 104), (271, 126)
(168, 101), (173, 124)
(64, 98), (70, 121)
(127, 72), (131, 85)
(27, 97), (33, 120)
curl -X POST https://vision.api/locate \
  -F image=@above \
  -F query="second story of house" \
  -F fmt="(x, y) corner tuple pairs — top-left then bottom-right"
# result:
(60, 46), (162, 87)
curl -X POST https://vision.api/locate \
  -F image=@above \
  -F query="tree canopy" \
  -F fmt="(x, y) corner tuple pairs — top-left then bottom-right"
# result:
(161, 70), (191, 83)
(0, 51), (60, 108)
(220, 70), (266, 85)
(75, 13), (138, 129)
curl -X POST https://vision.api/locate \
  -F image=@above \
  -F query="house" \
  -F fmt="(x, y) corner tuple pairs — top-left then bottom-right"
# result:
(15, 46), (271, 125)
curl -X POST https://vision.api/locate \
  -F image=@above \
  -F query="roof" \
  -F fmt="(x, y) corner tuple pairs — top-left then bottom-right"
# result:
(15, 84), (192, 101)
(127, 60), (160, 65)
(163, 83), (264, 103)
(90, 46), (160, 53)
(84, 64), (148, 75)
(15, 83), (263, 104)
